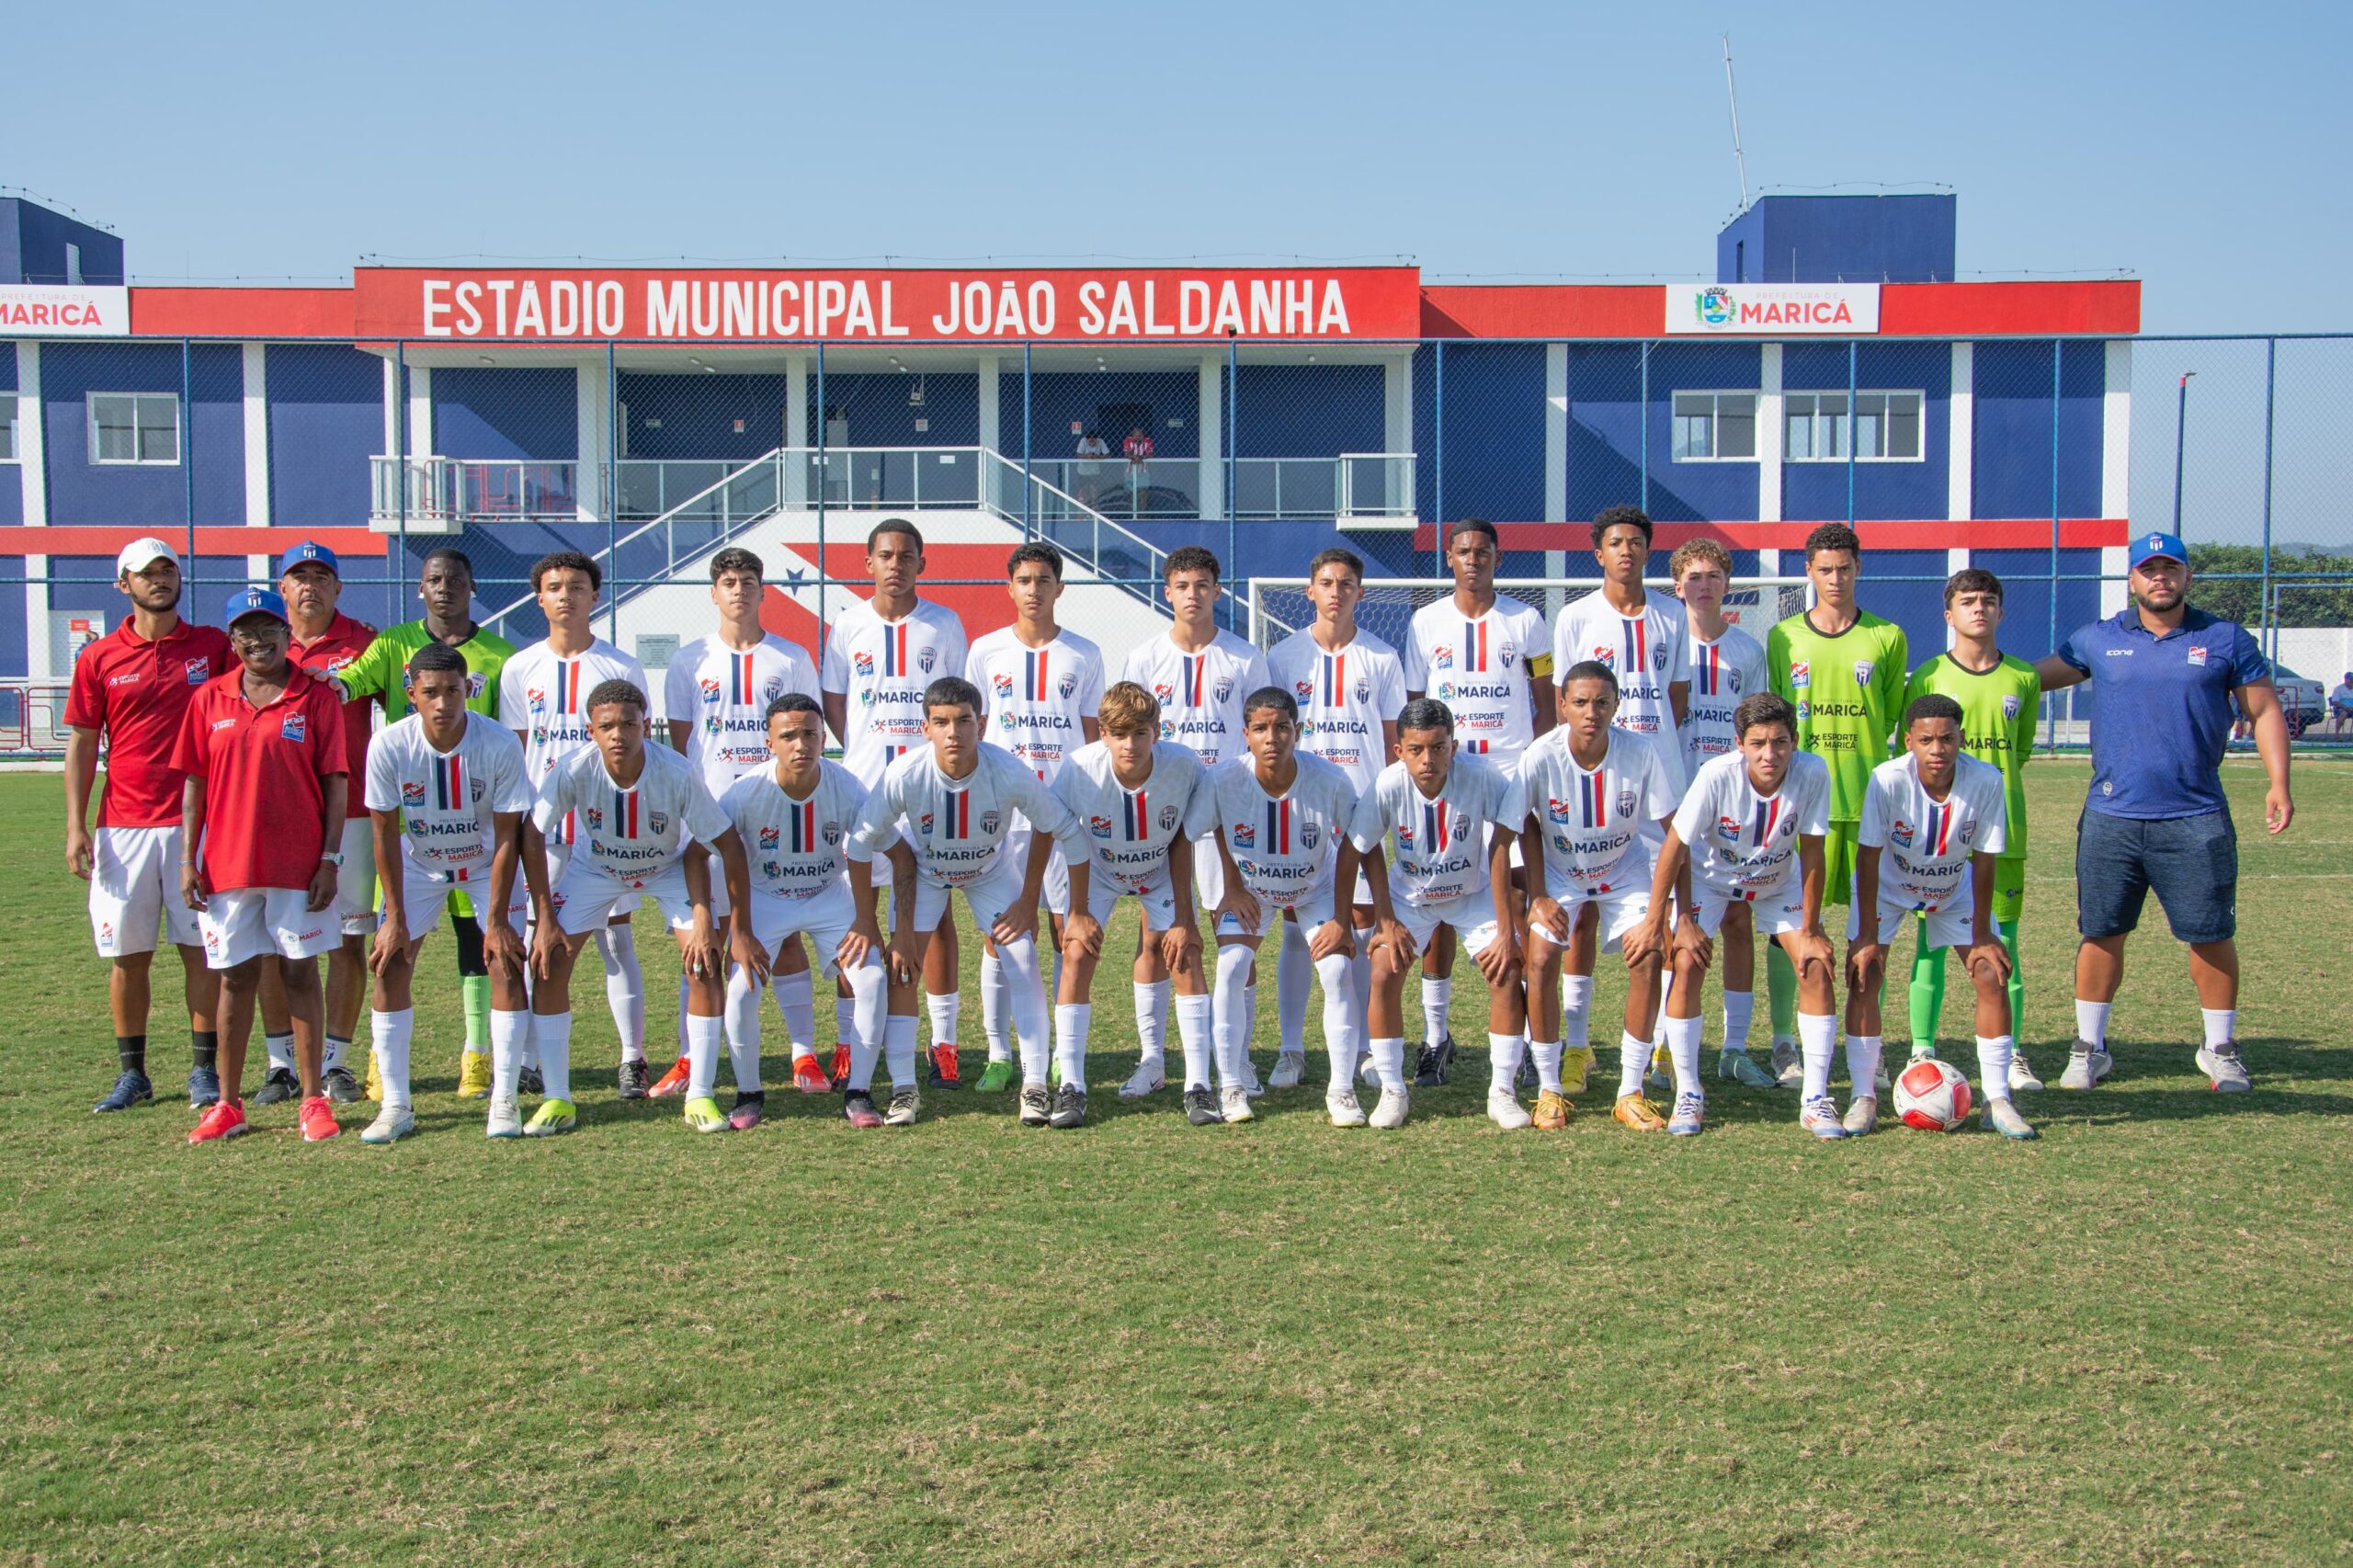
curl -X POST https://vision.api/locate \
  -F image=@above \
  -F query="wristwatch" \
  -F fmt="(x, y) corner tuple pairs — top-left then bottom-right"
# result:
(320, 851), (346, 867)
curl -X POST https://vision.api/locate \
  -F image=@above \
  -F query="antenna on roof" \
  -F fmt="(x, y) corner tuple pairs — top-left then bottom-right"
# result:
(1722, 34), (1750, 213)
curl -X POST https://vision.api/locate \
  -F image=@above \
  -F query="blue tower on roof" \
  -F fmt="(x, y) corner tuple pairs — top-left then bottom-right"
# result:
(0, 195), (124, 285)
(1717, 194), (1956, 285)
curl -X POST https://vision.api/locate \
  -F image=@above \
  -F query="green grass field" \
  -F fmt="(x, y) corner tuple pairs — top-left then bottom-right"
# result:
(3, 761), (2348, 1565)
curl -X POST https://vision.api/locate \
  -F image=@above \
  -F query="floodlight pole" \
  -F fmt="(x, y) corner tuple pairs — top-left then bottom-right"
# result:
(2171, 370), (2195, 540)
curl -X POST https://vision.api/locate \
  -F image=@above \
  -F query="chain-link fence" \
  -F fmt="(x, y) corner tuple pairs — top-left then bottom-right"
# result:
(5, 333), (2348, 753)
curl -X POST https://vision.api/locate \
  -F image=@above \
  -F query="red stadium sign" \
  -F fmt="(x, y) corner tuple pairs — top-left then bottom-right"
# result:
(353, 267), (1423, 342)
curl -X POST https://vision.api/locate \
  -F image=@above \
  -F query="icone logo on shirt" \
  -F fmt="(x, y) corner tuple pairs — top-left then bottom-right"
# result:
(1301, 822), (1319, 850)
(1293, 679), (1314, 699)
(916, 646), (937, 674)
(403, 780), (427, 807)
(699, 678), (723, 703)
(1891, 818), (1914, 848)
(992, 673), (1017, 697)
(1090, 814), (1114, 838)
(1790, 661), (1812, 688)
(1590, 645), (1616, 668)
(1231, 822), (1256, 848)
(2188, 645), (2209, 666)
(585, 806), (604, 830)
(1498, 643), (1517, 668)
(526, 687), (546, 710)
(1654, 645), (1669, 672)
(1059, 672), (1078, 699)
(1152, 682), (1175, 703)
(1433, 646), (1454, 670)
(185, 658), (210, 685)
(280, 712), (307, 743)
(1213, 677), (1233, 703)
(1546, 797), (1573, 824)
(650, 811), (669, 836)
(2002, 694), (2021, 719)
(854, 652), (876, 676)
(1616, 787), (1638, 817)
(757, 825), (779, 849)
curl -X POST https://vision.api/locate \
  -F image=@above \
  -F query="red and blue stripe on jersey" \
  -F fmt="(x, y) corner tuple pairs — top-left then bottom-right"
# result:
(433, 753), (467, 812)
(1620, 618), (1649, 676)
(1262, 797), (1292, 855)
(1418, 798), (1453, 850)
(1578, 770), (1610, 829)
(1176, 655), (1206, 707)
(1749, 795), (1781, 848)
(729, 651), (760, 704)
(1461, 620), (1491, 673)
(786, 798), (820, 853)
(1320, 653), (1347, 706)
(1023, 650), (1053, 700)
(939, 787), (972, 839)
(881, 623), (911, 677)
(1695, 642), (1724, 697)
(553, 660), (583, 714)
(611, 788), (641, 839)
(1925, 802), (1954, 856)
(1121, 789), (1150, 842)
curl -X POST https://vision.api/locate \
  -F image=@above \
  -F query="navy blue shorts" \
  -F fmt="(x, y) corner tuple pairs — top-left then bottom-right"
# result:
(2075, 807), (2238, 945)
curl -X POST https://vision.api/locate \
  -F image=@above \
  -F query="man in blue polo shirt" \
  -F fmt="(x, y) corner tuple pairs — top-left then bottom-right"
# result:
(2036, 531), (2292, 1093)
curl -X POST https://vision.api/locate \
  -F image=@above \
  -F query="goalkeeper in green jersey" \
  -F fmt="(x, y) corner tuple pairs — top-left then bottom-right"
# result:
(334, 548), (519, 1100)
(1901, 569), (2043, 1091)
(1764, 524), (1908, 1087)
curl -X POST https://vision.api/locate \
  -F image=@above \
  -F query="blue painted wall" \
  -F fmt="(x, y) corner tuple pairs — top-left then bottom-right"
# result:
(40, 342), (244, 528)
(267, 344), (381, 526)
(1642, 342), (1763, 523)
(1, 342), (18, 527)
(431, 367), (575, 460)
(1971, 340), (2106, 519)
(1, 199), (126, 285)
(1779, 340), (1952, 522)
(1233, 363), (1381, 458)
(1717, 195), (1956, 285)
(1415, 345), (1543, 526)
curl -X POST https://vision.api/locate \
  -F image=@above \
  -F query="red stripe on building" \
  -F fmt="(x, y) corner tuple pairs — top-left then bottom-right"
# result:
(1405, 518), (2131, 552)
(0, 527), (388, 559)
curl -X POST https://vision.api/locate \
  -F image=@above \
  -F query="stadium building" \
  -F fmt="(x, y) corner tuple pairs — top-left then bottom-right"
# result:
(0, 191), (2137, 730)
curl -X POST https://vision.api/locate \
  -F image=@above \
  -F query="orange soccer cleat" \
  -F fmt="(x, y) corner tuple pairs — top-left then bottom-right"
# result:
(792, 1055), (832, 1094)
(647, 1056), (693, 1098)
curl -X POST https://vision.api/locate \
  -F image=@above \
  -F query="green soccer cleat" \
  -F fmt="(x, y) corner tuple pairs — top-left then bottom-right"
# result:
(1718, 1049), (1779, 1089)
(974, 1059), (1017, 1093)
(523, 1099), (577, 1137)
(682, 1095), (728, 1133)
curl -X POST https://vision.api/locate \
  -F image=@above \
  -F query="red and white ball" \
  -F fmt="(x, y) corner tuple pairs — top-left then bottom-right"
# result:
(1893, 1057), (1974, 1131)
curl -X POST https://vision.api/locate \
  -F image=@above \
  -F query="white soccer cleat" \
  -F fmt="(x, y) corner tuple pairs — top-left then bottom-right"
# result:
(1242, 1062), (1266, 1099)
(1268, 1051), (1306, 1089)
(1358, 1053), (1381, 1087)
(360, 1106), (415, 1145)
(2195, 1043), (2251, 1093)
(2007, 1053), (2044, 1094)
(2059, 1043), (2112, 1091)
(1985, 1097), (2039, 1140)
(1666, 1091), (1705, 1137)
(1770, 1039), (1802, 1088)
(1325, 1089), (1367, 1128)
(485, 1096), (523, 1140)
(1369, 1086), (1410, 1130)
(1800, 1095), (1849, 1140)
(1219, 1085), (1255, 1123)
(1118, 1060), (1167, 1099)
(1487, 1090), (1533, 1130)
(1909, 1045), (1937, 1065)
(1841, 1095), (1880, 1136)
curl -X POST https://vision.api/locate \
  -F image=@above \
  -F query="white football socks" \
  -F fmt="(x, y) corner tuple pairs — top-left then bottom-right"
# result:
(1563, 975), (1595, 1057)
(981, 948), (1012, 1063)
(995, 933), (1051, 1086)
(369, 1008), (414, 1109)
(489, 1008), (529, 1101)
(534, 1011), (574, 1104)
(323, 1034), (350, 1074)
(1369, 1036), (1407, 1095)
(2201, 1008), (2235, 1049)
(1487, 1032), (1526, 1096)
(1723, 990), (1756, 1051)
(723, 966), (766, 1063)
(1616, 1029), (1649, 1099)
(1422, 976), (1453, 1046)
(685, 1011), (723, 1100)
(1529, 1037), (1564, 1095)
(1975, 1034), (2016, 1103)
(1314, 949), (1358, 1089)
(1214, 945), (1256, 1090)
(883, 1014), (919, 1090)
(926, 991), (960, 1055)
(1175, 992), (1215, 1091)
(777, 968), (814, 1060)
(2075, 998), (2111, 1050)
(1054, 1003), (1091, 1094)
(842, 956), (887, 1092)
(1133, 979), (1170, 1074)
(1277, 922), (1312, 1055)
(264, 1031), (296, 1074)
(1665, 1013), (1704, 1098)
(1798, 1011), (1837, 1102)
(597, 926), (645, 1061)
(1846, 1033), (1883, 1099)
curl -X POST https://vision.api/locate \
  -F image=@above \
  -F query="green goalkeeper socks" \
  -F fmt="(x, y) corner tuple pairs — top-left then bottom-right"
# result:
(1767, 942), (1796, 1040)
(462, 974), (491, 1051)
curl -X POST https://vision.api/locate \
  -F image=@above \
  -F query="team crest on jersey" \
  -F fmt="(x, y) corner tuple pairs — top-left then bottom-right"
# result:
(280, 712), (307, 742)
(758, 825), (780, 850)
(1728, 669), (1744, 694)
(1158, 804), (1178, 831)
(1213, 677), (1233, 703)
(1354, 677), (1371, 702)
(1546, 797), (1573, 824)
(1854, 660), (1875, 686)
(1891, 818), (1914, 848)
(1433, 646), (1454, 670)
(1790, 661), (1812, 689)
(1090, 814), (1114, 838)
(466, 672), (487, 698)
(823, 822), (842, 846)
(1616, 788), (1637, 818)
(1654, 644), (1669, 672)
(650, 811), (669, 836)
(854, 652), (875, 677)
(1301, 822), (1319, 850)
(1158, 719), (1176, 741)
(992, 672), (1017, 698)
(2188, 644), (2209, 666)
(1959, 815), (1977, 845)
(1498, 642), (1517, 668)
(184, 657), (210, 685)
(916, 646), (937, 674)
(585, 806), (605, 831)
(981, 811), (1001, 835)
(1795, 702), (1813, 722)
(997, 710), (1016, 732)
(1232, 822), (1256, 848)
(1054, 672), (1074, 699)
(403, 780), (427, 807)
(1998, 693), (2021, 720)
(1293, 678), (1315, 699)
(763, 676), (783, 701)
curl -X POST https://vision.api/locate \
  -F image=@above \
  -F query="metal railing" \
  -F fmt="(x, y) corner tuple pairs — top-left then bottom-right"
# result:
(369, 457), (581, 523)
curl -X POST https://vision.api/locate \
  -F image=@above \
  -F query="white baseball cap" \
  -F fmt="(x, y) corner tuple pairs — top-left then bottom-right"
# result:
(115, 537), (181, 575)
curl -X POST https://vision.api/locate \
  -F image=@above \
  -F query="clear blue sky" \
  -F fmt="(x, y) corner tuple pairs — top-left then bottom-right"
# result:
(8, 0), (2346, 334)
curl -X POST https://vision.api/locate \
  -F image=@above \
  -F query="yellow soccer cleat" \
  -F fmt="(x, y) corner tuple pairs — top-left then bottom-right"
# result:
(1613, 1093), (1668, 1132)
(1531, 1088), (1573, 1130)
(363, 1051), (382, 1104)
(456, 1049), (493, 1100)
(1561, 1046), (1594, 1095)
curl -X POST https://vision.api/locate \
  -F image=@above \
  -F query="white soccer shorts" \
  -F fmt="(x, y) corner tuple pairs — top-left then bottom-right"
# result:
(1212, 879), (1338, 940)
(1847, 881), (1975, 952)
(198, 886), (341, 970)
(1074, 866), (1181, 934)
(1392, 887), (1506, 956)
(1690, 884), (1807, 939)
(335, 816), (378, 938)
(911, 858), (1029, 936)
(392, 862), (526, 940)
(1529, 885), (1654, 955)
(744, 883), (860, 978)
(88, 824), (202, 957)
(540, 841), (641, 922)
(1003, 823), (1070, 914)
(552, 860), (729, 937)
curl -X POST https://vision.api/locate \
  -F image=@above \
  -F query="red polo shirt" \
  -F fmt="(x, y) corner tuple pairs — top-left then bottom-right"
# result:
(63, 617), (236, 829)
(170, 668), (349, 892)
(290, 610), (378, 780)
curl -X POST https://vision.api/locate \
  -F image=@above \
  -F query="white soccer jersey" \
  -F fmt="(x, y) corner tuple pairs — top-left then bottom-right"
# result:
(1401, 594), (1551, 767)
(1859, 753), (2008, 913)
(1267, 629), (1408, 791)
(718, 759), (881, 903)
(664, 633), (821, 795)
(532, 742), (732, 889)
(1121, 630), (1269, 769)
(1677, 624), (1768, 772)
(1052, 740), (1219, 895)
(850, 744), (1086, 889)
(363, 712), (534, 884)
(1207, 752), (1358, 911)
(1673, 749), (1835, 902)
(819, 597), (969, 784)
(1552, 587), (1689, 776)
(965, 626), (1105, 784)
(1348, 752), (1521, 909)
(1518, 726), (1680, 896)
(499, 638), (652, 835)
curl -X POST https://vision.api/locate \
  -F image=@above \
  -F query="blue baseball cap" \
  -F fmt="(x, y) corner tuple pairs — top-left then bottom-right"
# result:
(222, 585), (290, 628)
(278, 540), (340, 577)
(2130, 530), (2187, 569)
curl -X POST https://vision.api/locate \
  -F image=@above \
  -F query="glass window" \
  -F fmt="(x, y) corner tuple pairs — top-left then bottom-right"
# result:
(0, 393), (16, 462)
(1671, 391), (1758, 462)
(1784, 390), (1923, 462)
(88, 392), (179, 465)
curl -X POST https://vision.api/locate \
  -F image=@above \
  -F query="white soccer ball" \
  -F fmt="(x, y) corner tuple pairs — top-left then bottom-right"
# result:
(1893, 1057), (1974, 1132)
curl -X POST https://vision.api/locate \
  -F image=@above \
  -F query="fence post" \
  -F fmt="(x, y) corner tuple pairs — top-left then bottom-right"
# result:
(182, 338), (199, 601)
(1845, 339), (1858, 524)
(1433, 340), (1446, 556)
(606, 341), (618, 644)
(2046, 337), (2062, 753)
(1226, 341), (1238, 605)
(1021, 341), (1032, 541)
(2261, 335), (2277, 661)
(815, 343), (827, 676)
(1638, 340), (1649, 515)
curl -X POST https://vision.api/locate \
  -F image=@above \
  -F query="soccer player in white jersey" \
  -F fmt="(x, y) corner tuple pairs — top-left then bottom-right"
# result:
(662, 546), (822, 1101)
(1517, 663), (1684, 1132)
(497, 551), (654, 1097)
(1401, 518), (1552, 1083)
(1265, 547), (1405, 1091)
(1650, 693), (1844, 1140)
(1667, 538), (1775, 1090)
(1051, 683), (1217, 1120)
(848, 677), (1092, 1128)
(526, 680), (759, 1136)
(1204, 688), (1364, 1127)
(965, 541), (1104, 1091)
(717, 693), (903, 1131)
(359, 644), (541, 1142)
(1121, 546), (1269, 1086)
(1350, 699), (1526, 1130)
(1845, 695), (2034, 1139)
(821, 519), (971, 1089)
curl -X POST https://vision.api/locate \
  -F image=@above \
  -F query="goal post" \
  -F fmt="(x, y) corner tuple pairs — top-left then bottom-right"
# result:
(1245, 576), (1814, 653)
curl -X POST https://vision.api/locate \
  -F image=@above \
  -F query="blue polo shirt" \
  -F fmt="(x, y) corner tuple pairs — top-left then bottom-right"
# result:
(2057, 607), (2269, 820)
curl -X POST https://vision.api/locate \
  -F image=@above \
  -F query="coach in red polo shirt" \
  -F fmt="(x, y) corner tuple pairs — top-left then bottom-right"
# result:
(265, 540), (381, 1106)
(63, 538), (234, 1116)
(173, 586), (351, 1145)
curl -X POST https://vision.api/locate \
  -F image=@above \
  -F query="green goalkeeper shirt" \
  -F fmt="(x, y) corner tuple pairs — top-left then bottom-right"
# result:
(1766, 608), (1908, 824)
(1904, 651), (2040, 858)
(334, 619), (517, 722)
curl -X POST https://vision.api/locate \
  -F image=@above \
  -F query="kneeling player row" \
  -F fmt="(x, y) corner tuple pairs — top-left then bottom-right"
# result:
(237, 637), (2032, 1146)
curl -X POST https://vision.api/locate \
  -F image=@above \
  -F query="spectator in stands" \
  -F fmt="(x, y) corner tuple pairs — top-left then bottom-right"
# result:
(1123, 425), (1155, 490)
(2330, 671), (2353, 735)
(1075, 427), (1110, 507)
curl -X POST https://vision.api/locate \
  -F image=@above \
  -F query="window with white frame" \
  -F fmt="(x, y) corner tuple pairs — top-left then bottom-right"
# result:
(88, 392), (180, 465)
(1784, 390), (1924, 462)
(0, 393), (17, 462)
(1670, 391), (1756, 461)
